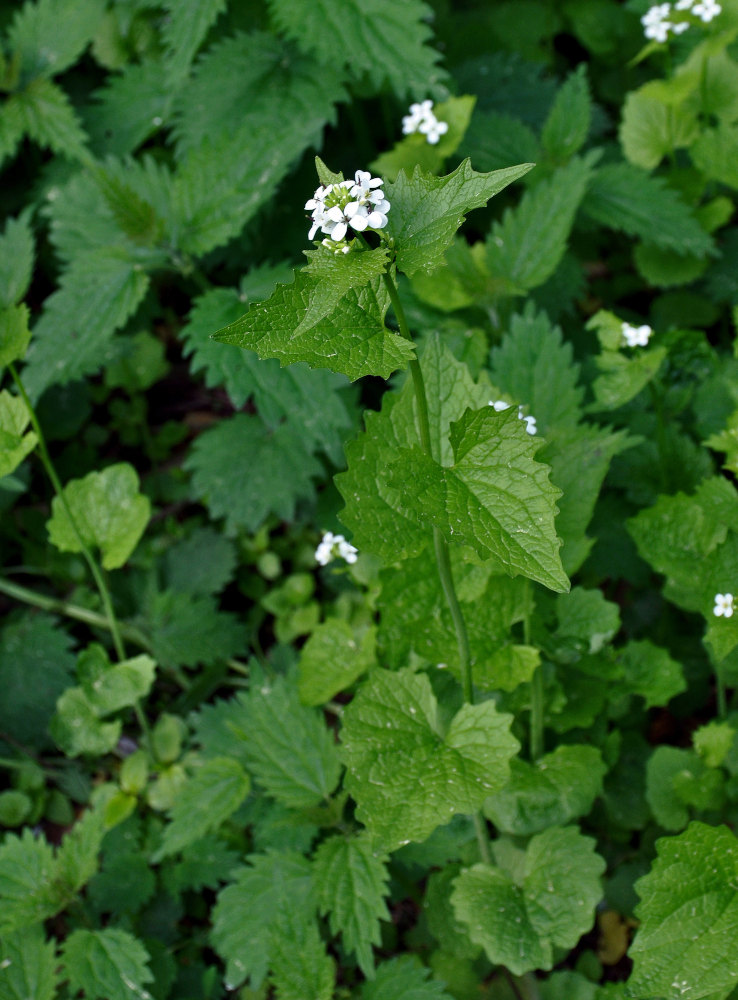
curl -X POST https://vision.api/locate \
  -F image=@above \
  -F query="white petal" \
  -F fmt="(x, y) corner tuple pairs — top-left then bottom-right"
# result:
(331, 222), (347, 241)
(349, 214), (368, 232)
(326, 205), (344, 222)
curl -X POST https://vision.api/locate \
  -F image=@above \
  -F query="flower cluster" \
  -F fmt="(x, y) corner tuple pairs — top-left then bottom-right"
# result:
(402, 100), (449, 145)
(714, 593), (734, 618)
(489, 400), (537, 435)
(305, 171), (390, 253)
(641, 0), (720, 40)
(315, 531), (358, 566)
(621, 322), (653, 348)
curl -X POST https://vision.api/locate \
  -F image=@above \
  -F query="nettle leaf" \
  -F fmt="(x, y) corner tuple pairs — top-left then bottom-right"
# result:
(0, 926), (57, 1000)
(0, 215), (34, 308)
(360, 955), (453, 1000)
(138, 591), (247, 669)
(541, 64), (591, 163)
(313, 833), (390, 977)
(163, 527), (237, 597)
(155, 758), (251, 859)
(298, 619), (377, 706)
(10, 78), (89, 161)
(211, 851), (314, 989)
(460, 110), (540, 175)
(267, 0), (445, 98)
(7, 0), (103, 81)
(269, 909), (335, 1000)
(86, 61), (173, 157)
(214, 267), (414, 381)
(160, 0), (227, 80)
(0, 389), (37, 477)
(582, 164), (714, 257)
(386, 405), (569, 592)
(485, 152), (596, 294)
(23, 249), (152, 400)
(489, 304), (583, 434)
(451, 826), (605, 975)
(484, 745), (607, 836)
(47, 462), (150, 570)
(386, 160), (533, 277)
(61, 928), (153, 1000)
(185, 414), (321, 534)
(629, 823), (738, 1000)
(341, 667), (519, 852)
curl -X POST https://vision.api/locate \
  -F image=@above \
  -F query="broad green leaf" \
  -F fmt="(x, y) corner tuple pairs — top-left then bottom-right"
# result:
(0, 215), (34, 308)
(213, 269), (415, 381)
(408, 237), (491, 312)
(425, 866), (482, 960)
(7, 0), (104, 81)
(341, 667), (519, 851)
(92, 165), (164, 246)
(137, 591), (247, 669)
(451, 826), (605, 975)
(691, 123), (738, 190)
(298, 619), (376, 706)
(360, 955), (453, 1000)
(162, 834), (239, 895)
(634, 244), (709, 289)
(23, 249), (152, 399)
(555, 587), (620, 655)
(47, 462), (150, 569)
(485, 153), (596, 294)
(266, 0), (445, 97)
(489, 304), (584, 433)
(0, 389), (37, 477)
(163, 527), (237, 597)
(156, 758), (251, 859)
(86, 61), (173, 157)
(11, 78), (89, 161)
(211, 852), (315, 989)
(582, 164), (714, 256)
(220, 675), (341, 809)
(385, 405), (569, 592)
(484, 745), (607, 836)
(541, 64), (591, 162)
(629, 823), (738, 1000)
(0, 926), (57, 1000)
(0, 613), (75, 749)
(0, 830), (56, 932)
(184, 414), (321, 534)
(620, 85), (699, 170)
(313, 834), (390, 977)
(646, 747), (723, 831)
(371, 96), (476, 182)
(591, 346), (668, 411)
(386, 159), (533, 277)
(615, 640), (686, 708)
(50, 687), (119, 757)
(460, 110), (540, 174)
(269, 910), (335, 1000)
(61, 928), (153, 1000)
(693, 721), (736, 768)
(160, 0), (227, 79)
(77, 644), (156, 715)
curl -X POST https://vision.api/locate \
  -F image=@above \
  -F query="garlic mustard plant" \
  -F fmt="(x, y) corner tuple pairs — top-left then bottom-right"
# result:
(402, 99), (449, 144)
(713, 593), (734, 617)
(305, 170), (390, 254)
(622, 322), (653, 347)
(315, 531), (359, 566)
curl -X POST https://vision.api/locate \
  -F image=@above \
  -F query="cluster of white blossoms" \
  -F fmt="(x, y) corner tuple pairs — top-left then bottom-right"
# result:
(622, 322), (653, 348)
(315, 531), (358, 566)
(402, 100), (449, 145)
(305, 171), (390, 254)
(489, 400), (537, 435)
(641, 0), (721, 41)
(714, 593), (735, 618)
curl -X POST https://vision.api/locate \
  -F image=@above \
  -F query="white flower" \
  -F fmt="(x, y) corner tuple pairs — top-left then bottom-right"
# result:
(315, 532), (358, 566)
(419, 117), (449, 145)
(402, 99), (448, 145)
(488, 400), (537, 434)
(622, 322), (653, 348)
(644, 19), (673, 40)
(693, 0), (721, 20)
(672, 20), (691, 31)
(306, 172), (390, 244)
(713, 593), (734, 617)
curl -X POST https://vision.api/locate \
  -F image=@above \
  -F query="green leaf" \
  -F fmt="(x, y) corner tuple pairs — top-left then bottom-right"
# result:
(213, 267), (414, 381)
(488, 303), (584, 434)
(484, 745), (607, 836)
(0, 613), (75, 749)
(313, 834), (390, 977)
(162, 834), (239, 895)
(92, 163), (164, 246)
(620, 85), (699, 170)
(555, 587), (620, 655)
(11, 78), (89, 160)
(0, 215), (34, 308)
(582, 164), (714, 256)
(184, 414), (321, 534)
(50, 687), (121, 757)
(23, 249), (151, 399)
(47, 462), (150, 569)
(615, 640), (686, 709)
(451, 826), (605, 975)
(163, 527), (237, 597)
(0, 926), (57, 1000)
(266, 0), (445, 98)
(385, 405), (569, 592)
(269, 910), (335, 1000)
(160, 0), (227, 80)
(0, 389), (37, 477)
(591, 346), (668, 411)
(485, 153), (596, 294)
(52, 805), (106, 900)
(298, 619), (376, 706)
(77, 644), (156, 715)
(0, 305), (29, 369)
(138, 591), (247, 669)
(541, 64), (591, 162)
(0, 98), (25, 167)
(371, 96), (476, 183)
(62, 928), (153, 1000)
(7, 0), (104, 81)
(220, 674), (342, 809)
(634, 244), (709, 289)
(691, 123), (738, 190)
(156, 758), (251, 859)
(86, 61), (173, 157)
(0, 830), (56, 932)
(386, 159), (533, 277)
(629, 823), (738, 1000)
(211, 851), (315, 989)
(360, 956), (453, 1000)
(341, 667), (519, 851)
(693, 721), (736, 768)
(460, 110), (540, 175)
(645, 747), (713, 831)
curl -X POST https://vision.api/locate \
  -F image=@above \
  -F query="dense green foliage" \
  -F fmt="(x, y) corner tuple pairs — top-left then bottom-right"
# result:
(2, 0), (738, 998)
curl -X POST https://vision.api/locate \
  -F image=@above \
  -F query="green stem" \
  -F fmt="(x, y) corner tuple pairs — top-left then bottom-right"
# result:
(383, 269), (487, 857)
(10, 365), (127, 662)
